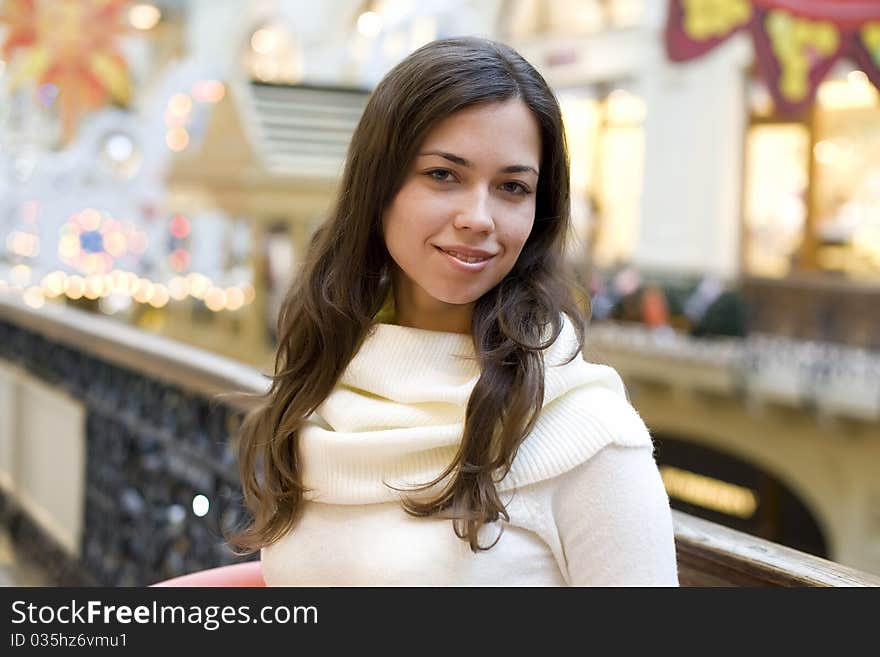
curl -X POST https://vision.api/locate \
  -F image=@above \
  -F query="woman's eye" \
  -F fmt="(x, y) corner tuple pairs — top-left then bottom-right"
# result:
(501, 181), (530, 195)
(427, 169), (453, 182)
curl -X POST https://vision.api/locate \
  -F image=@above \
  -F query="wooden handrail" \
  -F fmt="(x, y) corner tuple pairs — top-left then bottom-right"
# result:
(673, 510), (880, 586)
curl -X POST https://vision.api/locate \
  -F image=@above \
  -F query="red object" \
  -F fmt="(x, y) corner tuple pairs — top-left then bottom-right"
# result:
(642, 286), (670, 328)
(0, 0), (131, 143)
(751, 1), (880, 30)
(169, 215), (191, 239)
(151, 561), (266, 587)
(665, 0), (880, 115)
(168, 248), (191, 272)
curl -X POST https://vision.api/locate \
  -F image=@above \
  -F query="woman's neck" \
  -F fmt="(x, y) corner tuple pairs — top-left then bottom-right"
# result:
(391, 273), (473, 335)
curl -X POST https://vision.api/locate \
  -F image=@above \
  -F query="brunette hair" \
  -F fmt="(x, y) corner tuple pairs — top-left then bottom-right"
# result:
(230, 36), (587, 553)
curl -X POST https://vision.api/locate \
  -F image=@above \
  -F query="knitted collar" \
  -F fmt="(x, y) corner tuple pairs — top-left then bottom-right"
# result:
(299, 315), (651, 504)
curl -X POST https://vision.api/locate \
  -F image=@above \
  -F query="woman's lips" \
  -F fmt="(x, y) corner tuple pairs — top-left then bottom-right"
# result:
(435, 245), (495, 272)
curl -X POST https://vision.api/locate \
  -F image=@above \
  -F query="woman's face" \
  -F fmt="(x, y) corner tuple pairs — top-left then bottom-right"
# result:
(382, 99), (541, 332)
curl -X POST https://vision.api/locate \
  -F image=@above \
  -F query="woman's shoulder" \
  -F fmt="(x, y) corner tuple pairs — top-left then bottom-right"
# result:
(492, 315), (652, 490)
(541, 319), (650, 444)
(546, 358), (648, 438)
(500, 364), (652, 492)
(541, 314), (625, 399)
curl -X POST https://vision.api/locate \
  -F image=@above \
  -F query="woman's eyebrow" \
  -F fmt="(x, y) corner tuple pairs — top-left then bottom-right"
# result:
(418, 151), (539, 176)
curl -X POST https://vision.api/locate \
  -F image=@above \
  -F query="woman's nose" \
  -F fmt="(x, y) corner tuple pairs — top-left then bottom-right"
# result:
(452, 188), (494, 233)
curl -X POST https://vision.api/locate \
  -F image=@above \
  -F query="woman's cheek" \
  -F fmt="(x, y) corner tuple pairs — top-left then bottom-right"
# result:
(504, 218), (535, 253)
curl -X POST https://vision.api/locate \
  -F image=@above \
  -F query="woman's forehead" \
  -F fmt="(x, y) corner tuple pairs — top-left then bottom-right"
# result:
(416, 100), (542, 169)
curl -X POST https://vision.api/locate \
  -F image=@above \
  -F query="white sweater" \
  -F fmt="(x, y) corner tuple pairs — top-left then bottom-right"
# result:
(261, 317), (679, 586)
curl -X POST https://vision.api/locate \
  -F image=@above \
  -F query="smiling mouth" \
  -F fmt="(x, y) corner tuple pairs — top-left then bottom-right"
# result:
(435, 246), (493, 264)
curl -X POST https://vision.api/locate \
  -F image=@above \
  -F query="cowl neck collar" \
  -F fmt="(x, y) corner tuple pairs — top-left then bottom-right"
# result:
(299, 315), (651, 504)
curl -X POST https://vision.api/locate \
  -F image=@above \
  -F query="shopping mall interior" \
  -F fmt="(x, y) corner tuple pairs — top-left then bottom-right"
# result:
(1, 0), (879, 586)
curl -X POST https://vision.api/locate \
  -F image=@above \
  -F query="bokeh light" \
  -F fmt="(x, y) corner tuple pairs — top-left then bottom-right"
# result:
(167, 276), (189, 300)
(357, 11), (383, 37)
(129, 3), (161, 30)
(204, 287), (226, 312)
(192, 495), (210, 517)
(225, 287), (245, 311)
(187, 273), (210, 299)
(169, 215), (191, 239)
(191, 80), (225, 103)
(22, 286), (45, 308)
(251, 28), (279, 54)
(166, 128), (190, 152)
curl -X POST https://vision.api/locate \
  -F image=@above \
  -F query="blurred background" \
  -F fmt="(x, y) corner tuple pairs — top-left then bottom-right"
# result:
(0, 0), (879, 585)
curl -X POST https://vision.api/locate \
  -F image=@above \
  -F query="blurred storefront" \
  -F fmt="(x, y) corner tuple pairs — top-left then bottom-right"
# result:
(745, 73), (880, 285)
(742, 68), (880, 348)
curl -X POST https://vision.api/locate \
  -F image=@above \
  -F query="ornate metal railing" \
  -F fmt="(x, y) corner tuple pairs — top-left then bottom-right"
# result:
(0, 297), (264, 586)
(1, 296), (878, 587)
(587, 320), (880, 421)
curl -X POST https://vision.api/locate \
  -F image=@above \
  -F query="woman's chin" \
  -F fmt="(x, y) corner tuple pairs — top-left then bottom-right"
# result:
(427, 289), (484, 307)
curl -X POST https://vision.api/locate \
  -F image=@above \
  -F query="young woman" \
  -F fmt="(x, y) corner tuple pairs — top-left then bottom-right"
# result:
(231, 36), (679, 586)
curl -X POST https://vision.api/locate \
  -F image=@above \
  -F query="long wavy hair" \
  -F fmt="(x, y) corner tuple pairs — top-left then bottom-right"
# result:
(230, 36), (588, 553)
